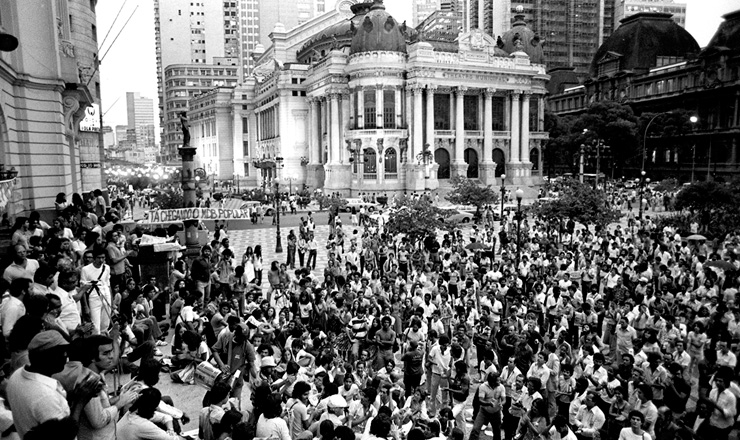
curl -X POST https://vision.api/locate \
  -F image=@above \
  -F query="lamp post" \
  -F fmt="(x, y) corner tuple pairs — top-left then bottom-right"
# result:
(690, 116), (698, 182)
(515, 188), (524, 270)
(500, 173), (506, 220)
(274, 157), (284, 253)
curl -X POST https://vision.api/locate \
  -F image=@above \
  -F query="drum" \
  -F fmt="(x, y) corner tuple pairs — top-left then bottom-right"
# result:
(194, 361), (223, 390)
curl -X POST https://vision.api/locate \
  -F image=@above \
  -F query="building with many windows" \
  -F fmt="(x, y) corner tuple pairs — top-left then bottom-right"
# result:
(614, 0), (686, 29)
(191, 0), (549, 193)
(548, 10), (740, 181)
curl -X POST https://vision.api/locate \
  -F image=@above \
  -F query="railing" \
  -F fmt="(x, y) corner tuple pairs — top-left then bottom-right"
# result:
(363, 173), (377, 180)
(435, 130), (454, 137)
(465, 130), (483, 138)
(385, 173), (398, 180)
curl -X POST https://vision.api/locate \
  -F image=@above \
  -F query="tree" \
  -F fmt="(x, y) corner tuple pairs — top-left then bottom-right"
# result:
(653, 178), (679, 193)
(385, 196), (450, 247)
(545, 102), (639, 175)
(314, 192), (347, 212)
(153, 190), (184, 210)
(445, 176), (499, 209)
(530, 179), (621, 231)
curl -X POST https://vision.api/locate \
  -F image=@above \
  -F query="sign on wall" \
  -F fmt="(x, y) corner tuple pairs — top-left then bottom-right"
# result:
(146, 207), (252, 223)
(80, 104), (100, 132)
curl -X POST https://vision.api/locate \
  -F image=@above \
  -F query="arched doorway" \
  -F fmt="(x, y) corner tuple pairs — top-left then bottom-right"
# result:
(434, 148), (450, 179)
(530, 148), (539, 171)
(464, 148), (478, 178)
(493, 148), (505, 177)
(364, 148), (377, 178)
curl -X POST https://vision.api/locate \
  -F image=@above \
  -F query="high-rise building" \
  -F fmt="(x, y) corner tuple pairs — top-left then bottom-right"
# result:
(468, 0), (511, 38)
(511, 1), (614, 75)
(153, 0), (241, 162)
(126, 92), (156, 150)
(613, 0), (686, 29)
(412, 0), (441, 27)
(239, 0), (333, 78)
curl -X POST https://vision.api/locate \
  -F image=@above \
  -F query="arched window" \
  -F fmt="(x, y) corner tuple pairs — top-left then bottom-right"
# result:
(530, 148), (539, 171)
(384, 148), (397, 178)
(493, 148), (505, 177)
(435, 148), (450, 179)
(464, 148), (479, 178)
(364, 148), (377, 179)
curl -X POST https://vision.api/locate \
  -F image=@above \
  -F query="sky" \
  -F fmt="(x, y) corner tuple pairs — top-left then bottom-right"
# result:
(97, 0), (737, 134)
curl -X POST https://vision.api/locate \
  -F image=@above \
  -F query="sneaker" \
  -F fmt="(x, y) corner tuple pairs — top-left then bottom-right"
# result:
(156, 340), (168, 346)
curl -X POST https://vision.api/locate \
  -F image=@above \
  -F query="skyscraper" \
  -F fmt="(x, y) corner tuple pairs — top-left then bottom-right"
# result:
(153, 0), (241, 162)
(239, 0), (333, 77)
(468, 0), (511, 38)
(613, 0), (686, 29)
(126, 92), (155, 149)
(412, 0), (441, 27)
(511, 0), (614, 75)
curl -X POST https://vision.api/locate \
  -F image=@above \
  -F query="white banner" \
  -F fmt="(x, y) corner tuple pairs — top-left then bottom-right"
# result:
(147, 207), (252, 222)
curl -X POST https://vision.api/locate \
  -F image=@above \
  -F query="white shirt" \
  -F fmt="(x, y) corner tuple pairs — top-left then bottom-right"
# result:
(55, 286), (81, 333)
(80, 263), (111, 300)
(6, 367), (70, 438)
(0, 295), (25, 338)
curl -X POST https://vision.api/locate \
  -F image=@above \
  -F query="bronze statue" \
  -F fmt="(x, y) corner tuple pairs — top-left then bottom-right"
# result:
(179, 112), (190, 147)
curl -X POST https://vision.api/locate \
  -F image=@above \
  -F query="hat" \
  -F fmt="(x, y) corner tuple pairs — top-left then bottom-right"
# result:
(261, 356), (277, 368)
(27, 330), (69, 352)
(327, 394), (349, 408)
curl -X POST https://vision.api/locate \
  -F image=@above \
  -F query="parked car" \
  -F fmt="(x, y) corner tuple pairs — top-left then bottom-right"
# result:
(240, 201), (275, 216)
(343, 198), (379, 212)
(438, 207), (474, 224)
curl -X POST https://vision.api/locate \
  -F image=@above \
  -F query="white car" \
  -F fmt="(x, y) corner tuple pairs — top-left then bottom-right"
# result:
(438, 207), (474, 224)
(343, 198), (378, 212)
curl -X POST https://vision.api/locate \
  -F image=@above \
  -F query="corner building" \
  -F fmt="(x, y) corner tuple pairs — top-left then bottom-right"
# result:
(233, 0), (548, 195)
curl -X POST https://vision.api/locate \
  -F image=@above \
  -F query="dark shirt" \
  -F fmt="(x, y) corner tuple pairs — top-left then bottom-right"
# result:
(190, 257), (210, 282)
(663, 376), (691, 413)
(401, 349), (424, 376)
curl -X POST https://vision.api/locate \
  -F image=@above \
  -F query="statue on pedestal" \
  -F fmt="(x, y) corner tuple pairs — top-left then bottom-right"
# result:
(179, 112), (190, 147)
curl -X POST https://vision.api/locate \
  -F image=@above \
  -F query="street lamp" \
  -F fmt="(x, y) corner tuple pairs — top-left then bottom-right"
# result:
(515, 188), (524, 270)
(690, 115), (698, 182)
(638, 170), (650, 221)
(274, 157), (284, 253)
(500, 174), (506, 220)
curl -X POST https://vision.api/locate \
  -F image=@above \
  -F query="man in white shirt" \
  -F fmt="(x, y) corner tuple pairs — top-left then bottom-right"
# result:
(574, 391), (605, 438)
(55, 270), (87, 335)
(2, 244), (39, 283)
(80, 246), (112, 335)
(1, 278), (30, 338)
(715, 339), (737, 369)
(428, 334), (451, 414)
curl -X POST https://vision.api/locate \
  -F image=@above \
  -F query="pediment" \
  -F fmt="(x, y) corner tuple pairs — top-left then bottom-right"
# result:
(456, 29), (497, 52)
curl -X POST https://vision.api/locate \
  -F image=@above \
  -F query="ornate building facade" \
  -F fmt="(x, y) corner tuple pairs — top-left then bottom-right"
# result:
(193, 0), (549, 194)
(0, 0), (103, 217)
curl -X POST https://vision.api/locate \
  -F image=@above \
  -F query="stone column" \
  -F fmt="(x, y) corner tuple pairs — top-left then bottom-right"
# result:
(537, 94), (545, 132)
(521, 92), (531, 164)
(480, 88), (497, 184)
(330, 93), (341, 164)
(510, 92), (521, 163)
(341, 93), (350, 163)
(425, 86), (436, 150)
(453, 86), (466, 170)
(357, 88), (365, 129)
(309, 98), (319, 164)
(376, 86), (384, 128)
(449, 92), (455, 130)
(503, 93), (511, 131)
(412, 86), (424, 159)
(348, 89), (355, 130)
(483, 88), (495, 161)
(395, 87), (402, 129)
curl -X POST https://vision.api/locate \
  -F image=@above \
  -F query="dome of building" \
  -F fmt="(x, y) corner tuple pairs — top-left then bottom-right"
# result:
(590, 12), (699, 77)
(349, 0), (407, 55)
(704, 9), (740, 52)
(500, 9), (545, 64)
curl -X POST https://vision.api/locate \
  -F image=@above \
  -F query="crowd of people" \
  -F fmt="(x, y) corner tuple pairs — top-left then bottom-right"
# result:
(0, 184), (737, 440)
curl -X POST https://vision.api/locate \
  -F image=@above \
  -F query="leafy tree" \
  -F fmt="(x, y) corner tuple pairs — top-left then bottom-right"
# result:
(153, 190), (184, 210)
(445, 176), (499, 209)
(385, 196), (450, 247)
(653, 178), (679, 193)
(545, 102), (639, 175)
(530, 179), (621, 231)
(314, 193), (347, 212)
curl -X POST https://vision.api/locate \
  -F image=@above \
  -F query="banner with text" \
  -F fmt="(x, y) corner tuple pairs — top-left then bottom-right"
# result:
(147, 207), (252, 223)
